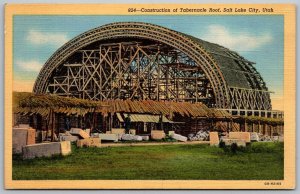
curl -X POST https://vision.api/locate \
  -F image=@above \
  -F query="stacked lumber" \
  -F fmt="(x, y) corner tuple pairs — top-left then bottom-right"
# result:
(14, 92), (232, 119)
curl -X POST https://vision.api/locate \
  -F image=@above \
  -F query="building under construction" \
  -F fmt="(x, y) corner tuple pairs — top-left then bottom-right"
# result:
(14, 22), (284, 137)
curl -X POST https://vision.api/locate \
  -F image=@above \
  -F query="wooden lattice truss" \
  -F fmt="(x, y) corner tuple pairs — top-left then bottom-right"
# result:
(34, 22), (272, 113)
(48, 42), (214, 105)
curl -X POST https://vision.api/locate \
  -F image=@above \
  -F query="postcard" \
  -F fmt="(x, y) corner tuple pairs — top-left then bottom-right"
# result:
(4, 4), (295, 189)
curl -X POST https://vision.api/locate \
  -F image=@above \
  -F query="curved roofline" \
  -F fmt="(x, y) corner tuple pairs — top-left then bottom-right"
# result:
(33, 22), (270, 109)
(34, 22), (232, 108)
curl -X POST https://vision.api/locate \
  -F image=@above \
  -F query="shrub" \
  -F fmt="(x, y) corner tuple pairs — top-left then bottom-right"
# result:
(249, 142), (283, 153)
(220, 142), (284, 155)
(230, 143), (238, 154)
(219, 140), (226, 148)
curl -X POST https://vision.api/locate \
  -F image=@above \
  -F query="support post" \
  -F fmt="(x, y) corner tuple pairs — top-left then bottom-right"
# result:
(51, 110), (55, 142)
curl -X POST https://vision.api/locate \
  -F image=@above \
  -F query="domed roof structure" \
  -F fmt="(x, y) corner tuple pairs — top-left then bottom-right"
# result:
(33, 22), (271, 113)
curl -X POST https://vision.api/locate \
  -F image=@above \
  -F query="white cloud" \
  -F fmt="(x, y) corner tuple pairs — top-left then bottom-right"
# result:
(26, 30), (68, 46)
(15, 60), (43, 72)
(202, 25), (273, 51)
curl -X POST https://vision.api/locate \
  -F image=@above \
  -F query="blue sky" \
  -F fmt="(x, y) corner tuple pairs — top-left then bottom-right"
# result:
(13, 15), (284, 108)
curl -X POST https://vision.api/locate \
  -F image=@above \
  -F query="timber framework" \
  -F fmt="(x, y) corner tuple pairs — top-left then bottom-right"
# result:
(33, 22), (275, 117)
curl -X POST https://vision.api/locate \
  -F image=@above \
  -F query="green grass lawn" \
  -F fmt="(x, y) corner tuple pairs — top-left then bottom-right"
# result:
(12, 142), (284, 180)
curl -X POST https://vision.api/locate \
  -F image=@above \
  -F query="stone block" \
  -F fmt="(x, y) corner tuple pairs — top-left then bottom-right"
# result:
(129, 129), (136, 135)
(278, 136), (284, 142)
(18, 124), (30, 128)
(250, 132), (259, 142)
(70, 128), (90, 139)
(84, 128), (91, 135)
(141, 135), (149, 141)
(60, 141), (72, 155)
(22, 141), (71, 159)
(77, 138), (101, 148)
(121, 134), (143, 141)
(65, 131), (72, 136)
(209, 132), (219, 146)
(172, 133), (187, 142)
(13, 127), (36, 154)
(59, 134), (79, 142)
(91, 133), (99, 137)
(27, 129), (35, 145)
(111, 128), (126, 140)
(134, 135), (143, 141)
(13, 128), (27, 154)
(223, 139), (246, 147)
(112, 128), (125, 134)
(151, 130), (166, 140)
(97, 134), (118, 142)
(272, 136), (284, 142)
(229, 132), (251, 143)
(121, 134), (132, 141)
(168, 131), (175, 136)
(42, 131), (58, 141)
